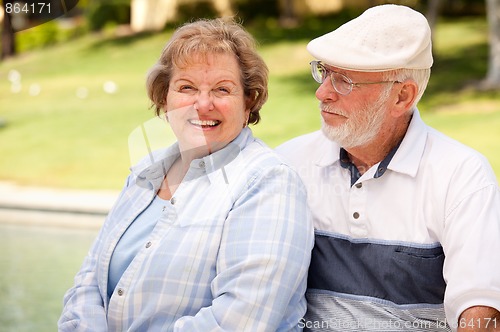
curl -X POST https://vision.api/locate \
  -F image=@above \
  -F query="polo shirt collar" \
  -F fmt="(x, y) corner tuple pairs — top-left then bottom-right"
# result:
(314, 107), (428, 180)
(387, 108), (428, 178)
(340, 142), (401, 186)
(315, 133), (341, 167)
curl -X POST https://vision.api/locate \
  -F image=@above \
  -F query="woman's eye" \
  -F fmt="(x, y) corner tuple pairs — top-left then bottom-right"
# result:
(179, 85), (195, 92)
(216, 87), (230, 94)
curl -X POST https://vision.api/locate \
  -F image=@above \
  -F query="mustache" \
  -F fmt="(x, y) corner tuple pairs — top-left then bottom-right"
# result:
(320, 102), (347, 117)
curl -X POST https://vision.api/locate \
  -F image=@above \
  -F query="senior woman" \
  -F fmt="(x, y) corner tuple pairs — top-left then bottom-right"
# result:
(58, 18), (313, 331)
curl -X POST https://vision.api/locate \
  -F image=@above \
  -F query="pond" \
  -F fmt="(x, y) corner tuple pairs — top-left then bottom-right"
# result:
(0, 223), (97, 331)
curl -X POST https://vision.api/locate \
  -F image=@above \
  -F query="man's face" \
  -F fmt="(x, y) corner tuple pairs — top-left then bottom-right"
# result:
(315, 66), (393, 148)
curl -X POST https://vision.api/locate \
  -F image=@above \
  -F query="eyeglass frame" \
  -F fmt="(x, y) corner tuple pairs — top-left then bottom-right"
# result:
(310, 60), (401, 95)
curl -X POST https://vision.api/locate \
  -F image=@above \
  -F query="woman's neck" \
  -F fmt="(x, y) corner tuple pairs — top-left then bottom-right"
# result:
(157, 156), (191, 200)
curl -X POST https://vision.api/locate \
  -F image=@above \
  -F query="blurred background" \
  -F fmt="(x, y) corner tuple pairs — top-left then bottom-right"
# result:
(1, 0), (499, 330)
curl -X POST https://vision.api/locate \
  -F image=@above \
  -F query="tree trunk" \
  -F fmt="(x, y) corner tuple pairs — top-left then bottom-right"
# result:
(1, 10), (16, 60)
(426, 0), (442, 31)
(484, 0), (500, 87)
(426, 0), (442, 61)
(279, 0), (298, 27)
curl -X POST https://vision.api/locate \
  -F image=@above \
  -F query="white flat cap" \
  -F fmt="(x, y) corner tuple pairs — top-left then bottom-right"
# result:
(307, 4), (433, 72)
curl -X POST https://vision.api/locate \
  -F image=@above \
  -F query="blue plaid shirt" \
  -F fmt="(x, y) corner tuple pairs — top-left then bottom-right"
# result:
(59, 128), (313, 331)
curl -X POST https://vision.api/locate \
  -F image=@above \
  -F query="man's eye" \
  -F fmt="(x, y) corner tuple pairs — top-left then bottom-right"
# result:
(332, 74), (349, 85)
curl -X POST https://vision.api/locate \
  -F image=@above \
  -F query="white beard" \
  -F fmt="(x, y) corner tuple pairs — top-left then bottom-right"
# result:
(321, 90), (390, 148)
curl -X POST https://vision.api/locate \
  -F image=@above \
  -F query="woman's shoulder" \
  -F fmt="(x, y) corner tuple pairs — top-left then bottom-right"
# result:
(241, 137), (288, 168)
(233, 137), (306, 187)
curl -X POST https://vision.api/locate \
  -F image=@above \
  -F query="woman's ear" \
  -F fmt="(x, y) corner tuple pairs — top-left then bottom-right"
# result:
(393, 80), (418, 117)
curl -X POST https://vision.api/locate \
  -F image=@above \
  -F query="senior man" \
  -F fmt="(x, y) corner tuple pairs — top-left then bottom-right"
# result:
(277, 4), (500, 332)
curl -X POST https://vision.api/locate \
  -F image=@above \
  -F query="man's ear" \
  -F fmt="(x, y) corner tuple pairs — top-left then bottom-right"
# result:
(392, 80), (418, 117)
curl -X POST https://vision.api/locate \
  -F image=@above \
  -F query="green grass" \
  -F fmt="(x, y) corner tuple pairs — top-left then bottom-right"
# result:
(1, 16), (499, 189)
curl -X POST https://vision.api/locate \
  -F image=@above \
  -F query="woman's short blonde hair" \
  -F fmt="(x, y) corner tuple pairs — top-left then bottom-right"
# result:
(146, 18), (269, 125)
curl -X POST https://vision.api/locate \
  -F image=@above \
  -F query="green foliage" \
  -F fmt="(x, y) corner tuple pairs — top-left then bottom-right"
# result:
(87, 1), (131, 31)
(246, 11), (359, 45)
(233, 0), (280, 22)
(439, 0), (486, 16)
(19, 20), (59, 48)
(15, 20), (87, 52)
(175, 1), (219, 23)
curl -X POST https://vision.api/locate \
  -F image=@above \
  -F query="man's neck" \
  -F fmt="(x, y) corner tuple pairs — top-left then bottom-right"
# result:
(345, 115), (411, 175)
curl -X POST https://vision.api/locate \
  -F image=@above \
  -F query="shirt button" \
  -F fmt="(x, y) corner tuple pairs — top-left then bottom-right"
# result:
(145, 241), (152, 248)
(117, 288), (124, 296)
(353, 212), (360, 219)
(170, 197), (176, 205)
(199, 160), (205, 168)
(355, 183), (363, 189)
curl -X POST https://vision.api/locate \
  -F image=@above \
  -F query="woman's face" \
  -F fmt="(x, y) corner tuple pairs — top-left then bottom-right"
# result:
(166, 53), (250, 157)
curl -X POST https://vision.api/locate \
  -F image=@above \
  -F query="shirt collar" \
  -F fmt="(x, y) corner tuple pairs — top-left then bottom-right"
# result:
(131, 127), (254, 190)
(339, 142), (401, 186)
(387, 107), (428, 177)
(314, 107), (428, 180)
(203, 127), (251, 176)
(315, 133), (341, 167)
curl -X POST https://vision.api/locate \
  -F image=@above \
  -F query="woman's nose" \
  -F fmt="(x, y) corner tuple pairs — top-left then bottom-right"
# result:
(194, 91), (214, 112)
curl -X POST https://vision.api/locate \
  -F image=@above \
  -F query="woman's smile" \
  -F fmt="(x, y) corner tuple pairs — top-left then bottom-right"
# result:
(188, 118), (222, 129)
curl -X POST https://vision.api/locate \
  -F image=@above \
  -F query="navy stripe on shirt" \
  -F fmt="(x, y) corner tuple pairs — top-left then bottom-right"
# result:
(308, 231), (446, 305)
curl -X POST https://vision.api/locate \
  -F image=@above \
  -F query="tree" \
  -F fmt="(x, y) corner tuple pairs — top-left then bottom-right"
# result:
(425, 0), (443, 60)
(426, 0), (443, 32)
(483, 0), (500, 88)
(279, 0), (298, 27)
(1, 7), (16, 60)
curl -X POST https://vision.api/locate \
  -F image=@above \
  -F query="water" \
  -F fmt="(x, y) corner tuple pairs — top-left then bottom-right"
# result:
(0, 223), (97, 332)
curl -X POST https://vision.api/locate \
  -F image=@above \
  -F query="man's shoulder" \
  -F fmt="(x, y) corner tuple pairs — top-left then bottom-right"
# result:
(412, 123), (498, 188)
(275, 130), (328, 166)
(425, 126), (493, 170)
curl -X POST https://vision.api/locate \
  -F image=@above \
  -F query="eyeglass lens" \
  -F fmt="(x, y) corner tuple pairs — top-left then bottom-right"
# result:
(311, 61), (352, 95)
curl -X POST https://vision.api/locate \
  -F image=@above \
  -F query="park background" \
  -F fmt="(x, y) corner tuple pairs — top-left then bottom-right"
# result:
(1, 0), (500, 330)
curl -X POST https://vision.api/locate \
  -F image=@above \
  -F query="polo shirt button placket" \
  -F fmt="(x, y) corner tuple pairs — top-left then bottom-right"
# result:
(353, 182), (362, 221)
(349, 180), (368, 236)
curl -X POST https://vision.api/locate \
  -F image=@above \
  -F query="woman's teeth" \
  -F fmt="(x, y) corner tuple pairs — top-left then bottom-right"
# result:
(189, 120), (220, 127)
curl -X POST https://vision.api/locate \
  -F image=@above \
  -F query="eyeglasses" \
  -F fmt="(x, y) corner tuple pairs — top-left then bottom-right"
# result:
(310, 60), (400, 95)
